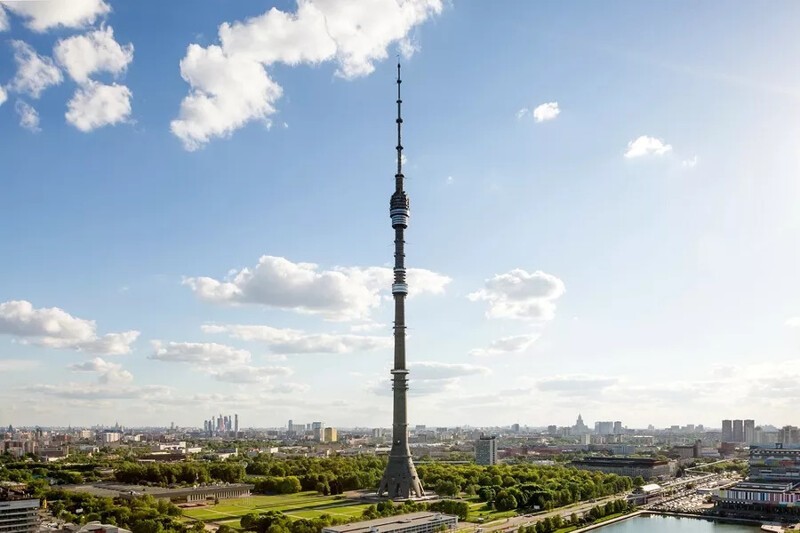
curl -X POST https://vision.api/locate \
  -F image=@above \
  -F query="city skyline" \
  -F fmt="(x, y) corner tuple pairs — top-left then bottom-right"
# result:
(2, 1), (800, 428)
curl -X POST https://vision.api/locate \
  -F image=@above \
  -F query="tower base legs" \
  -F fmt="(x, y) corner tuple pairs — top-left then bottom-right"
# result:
(378, 455), (425, 499)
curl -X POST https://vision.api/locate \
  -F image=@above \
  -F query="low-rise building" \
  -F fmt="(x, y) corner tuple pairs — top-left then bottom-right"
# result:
(322, 512), (457, 533)
(570, 457), (676, 480)
(0, 498), (39, 533)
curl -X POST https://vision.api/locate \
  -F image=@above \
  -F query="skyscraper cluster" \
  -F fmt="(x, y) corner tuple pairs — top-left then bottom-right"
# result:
(204, 414), (239, 437)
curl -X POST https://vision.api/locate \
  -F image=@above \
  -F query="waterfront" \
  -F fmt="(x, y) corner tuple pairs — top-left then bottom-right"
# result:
(592, 515), (759, 532)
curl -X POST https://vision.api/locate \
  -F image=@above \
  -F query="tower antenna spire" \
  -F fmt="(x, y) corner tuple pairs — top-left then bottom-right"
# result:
(395, 61), (403, 188)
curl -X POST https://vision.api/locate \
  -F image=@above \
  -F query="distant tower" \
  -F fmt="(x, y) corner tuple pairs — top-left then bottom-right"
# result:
(377, 63), (425, 499)
(234, 414), (239, 437)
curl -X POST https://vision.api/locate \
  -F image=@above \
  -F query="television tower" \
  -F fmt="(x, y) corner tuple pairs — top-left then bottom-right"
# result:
(377, 63), (425, 499)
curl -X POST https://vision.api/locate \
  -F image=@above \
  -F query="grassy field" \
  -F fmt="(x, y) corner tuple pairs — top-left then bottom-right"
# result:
(464, 500), (517, 523)
(182, 492), (372, 525)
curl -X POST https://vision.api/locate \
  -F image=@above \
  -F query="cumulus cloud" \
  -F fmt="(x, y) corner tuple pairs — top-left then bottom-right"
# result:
(184, 255), (450, 321)
(536, 374), (618, 395)
(0, 86), (6, 106)
(786, 317), (800, 328)
(149, 341), (251, 365)
(682, 156), (698, 168)
(0, 5), (8, 31)
(54, 26), (133, 83)
(202, 324), (391, 354)
(171, 0), (443, 150)
(470, 333), (540, 357)
(0, 300), (139, 355)
(0, 0), (110, 32)
(65, 81), (132, 131)
(468, 269), (566, 321)
(409, 361), (490, 380)
(9, 40), (63, 98)
(69, 357), (133, 384)
(22, 383), (169, 400)
(532, 101), (559, 122)
(0, 359), (39, 371)
(624, 135), (673, 158)
(206, 364), (293, 384)
(15, 100), (40, 132)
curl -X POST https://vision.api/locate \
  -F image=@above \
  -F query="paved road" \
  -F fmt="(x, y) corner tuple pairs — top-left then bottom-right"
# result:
(459, 493), (629, 533)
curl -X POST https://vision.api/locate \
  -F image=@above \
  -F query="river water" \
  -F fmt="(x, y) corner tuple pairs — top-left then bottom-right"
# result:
(593, 515), (760, 532)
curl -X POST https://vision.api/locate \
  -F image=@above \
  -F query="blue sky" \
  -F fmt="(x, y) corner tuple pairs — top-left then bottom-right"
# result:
(1, 0), (800, 430)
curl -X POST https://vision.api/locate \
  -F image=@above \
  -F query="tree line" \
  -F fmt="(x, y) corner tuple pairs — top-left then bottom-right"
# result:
(518, 499), (632, 533)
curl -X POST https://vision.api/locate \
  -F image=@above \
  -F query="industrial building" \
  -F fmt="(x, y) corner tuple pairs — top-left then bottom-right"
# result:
(322, 512), (457, 533)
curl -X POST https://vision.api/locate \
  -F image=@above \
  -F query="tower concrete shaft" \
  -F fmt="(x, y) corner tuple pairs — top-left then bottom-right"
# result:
(378, 63), (424, 500)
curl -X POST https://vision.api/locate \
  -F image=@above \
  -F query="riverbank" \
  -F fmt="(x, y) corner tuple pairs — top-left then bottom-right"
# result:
(567, 510), (783, 532)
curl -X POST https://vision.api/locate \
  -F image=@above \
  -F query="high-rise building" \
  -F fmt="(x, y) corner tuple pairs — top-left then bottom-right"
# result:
(475, 435), (497, 466)
(573, 414), (591, 435)
(511, 423), (520, 433)
(613, 421), (623, 435)
(312, 422), (325, 442)
(744, 419), (755, 444)
(324, 427), (338, 442)
(733, 420), (744, 443)
(234, 414), (239, 437)
(377, 64), (425, 500)
(722, 419), (733, 442)
(595, 421), (614, 435)
(0, 498), (39, 533)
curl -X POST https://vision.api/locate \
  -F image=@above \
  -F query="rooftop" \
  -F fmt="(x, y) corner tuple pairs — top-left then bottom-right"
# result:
(323, 512), (457, 533)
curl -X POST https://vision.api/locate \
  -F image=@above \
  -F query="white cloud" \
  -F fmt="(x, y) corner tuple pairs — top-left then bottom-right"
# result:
(184, 255), (450, 321)
(0, 0), (110, 32)
(532, 101), (559, 122)
(206, 364), (293, 384)
(0, 5), (8, 31)
(202, 324), (391, 354)
(0, 86), (7, 106)
(15, 100), (39, 132)
(69, 357), (133, 384)
(172, 0), (443, 150)
(786, 317), (800, 328)
(409, 361), (490, 380)
(0, 359), (39, 372)
(170, 44), (282, 151)
(0, 300), (139, 355)
(468, 268), (566, 320)
(54, 26), (133, 84)
(367, 362), (489, 398)
(470, 333), (540, 357)
(446, 175), (454, 185)
(624, 135), (672, 158)
(350, 322), (386, 333)
(682, 156), (698, 168)
(536, 374), (618, 395)
(9, 40), (63, 98)
(23, 383), (169, 401)
(65, 81), (132, 132)
(516, 108), (528, 120)
(149, 341), (251, 366)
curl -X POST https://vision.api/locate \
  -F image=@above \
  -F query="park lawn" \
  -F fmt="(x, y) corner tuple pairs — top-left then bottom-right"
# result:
(464, 501), (517, 523)
(182, 492), (371, 524)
